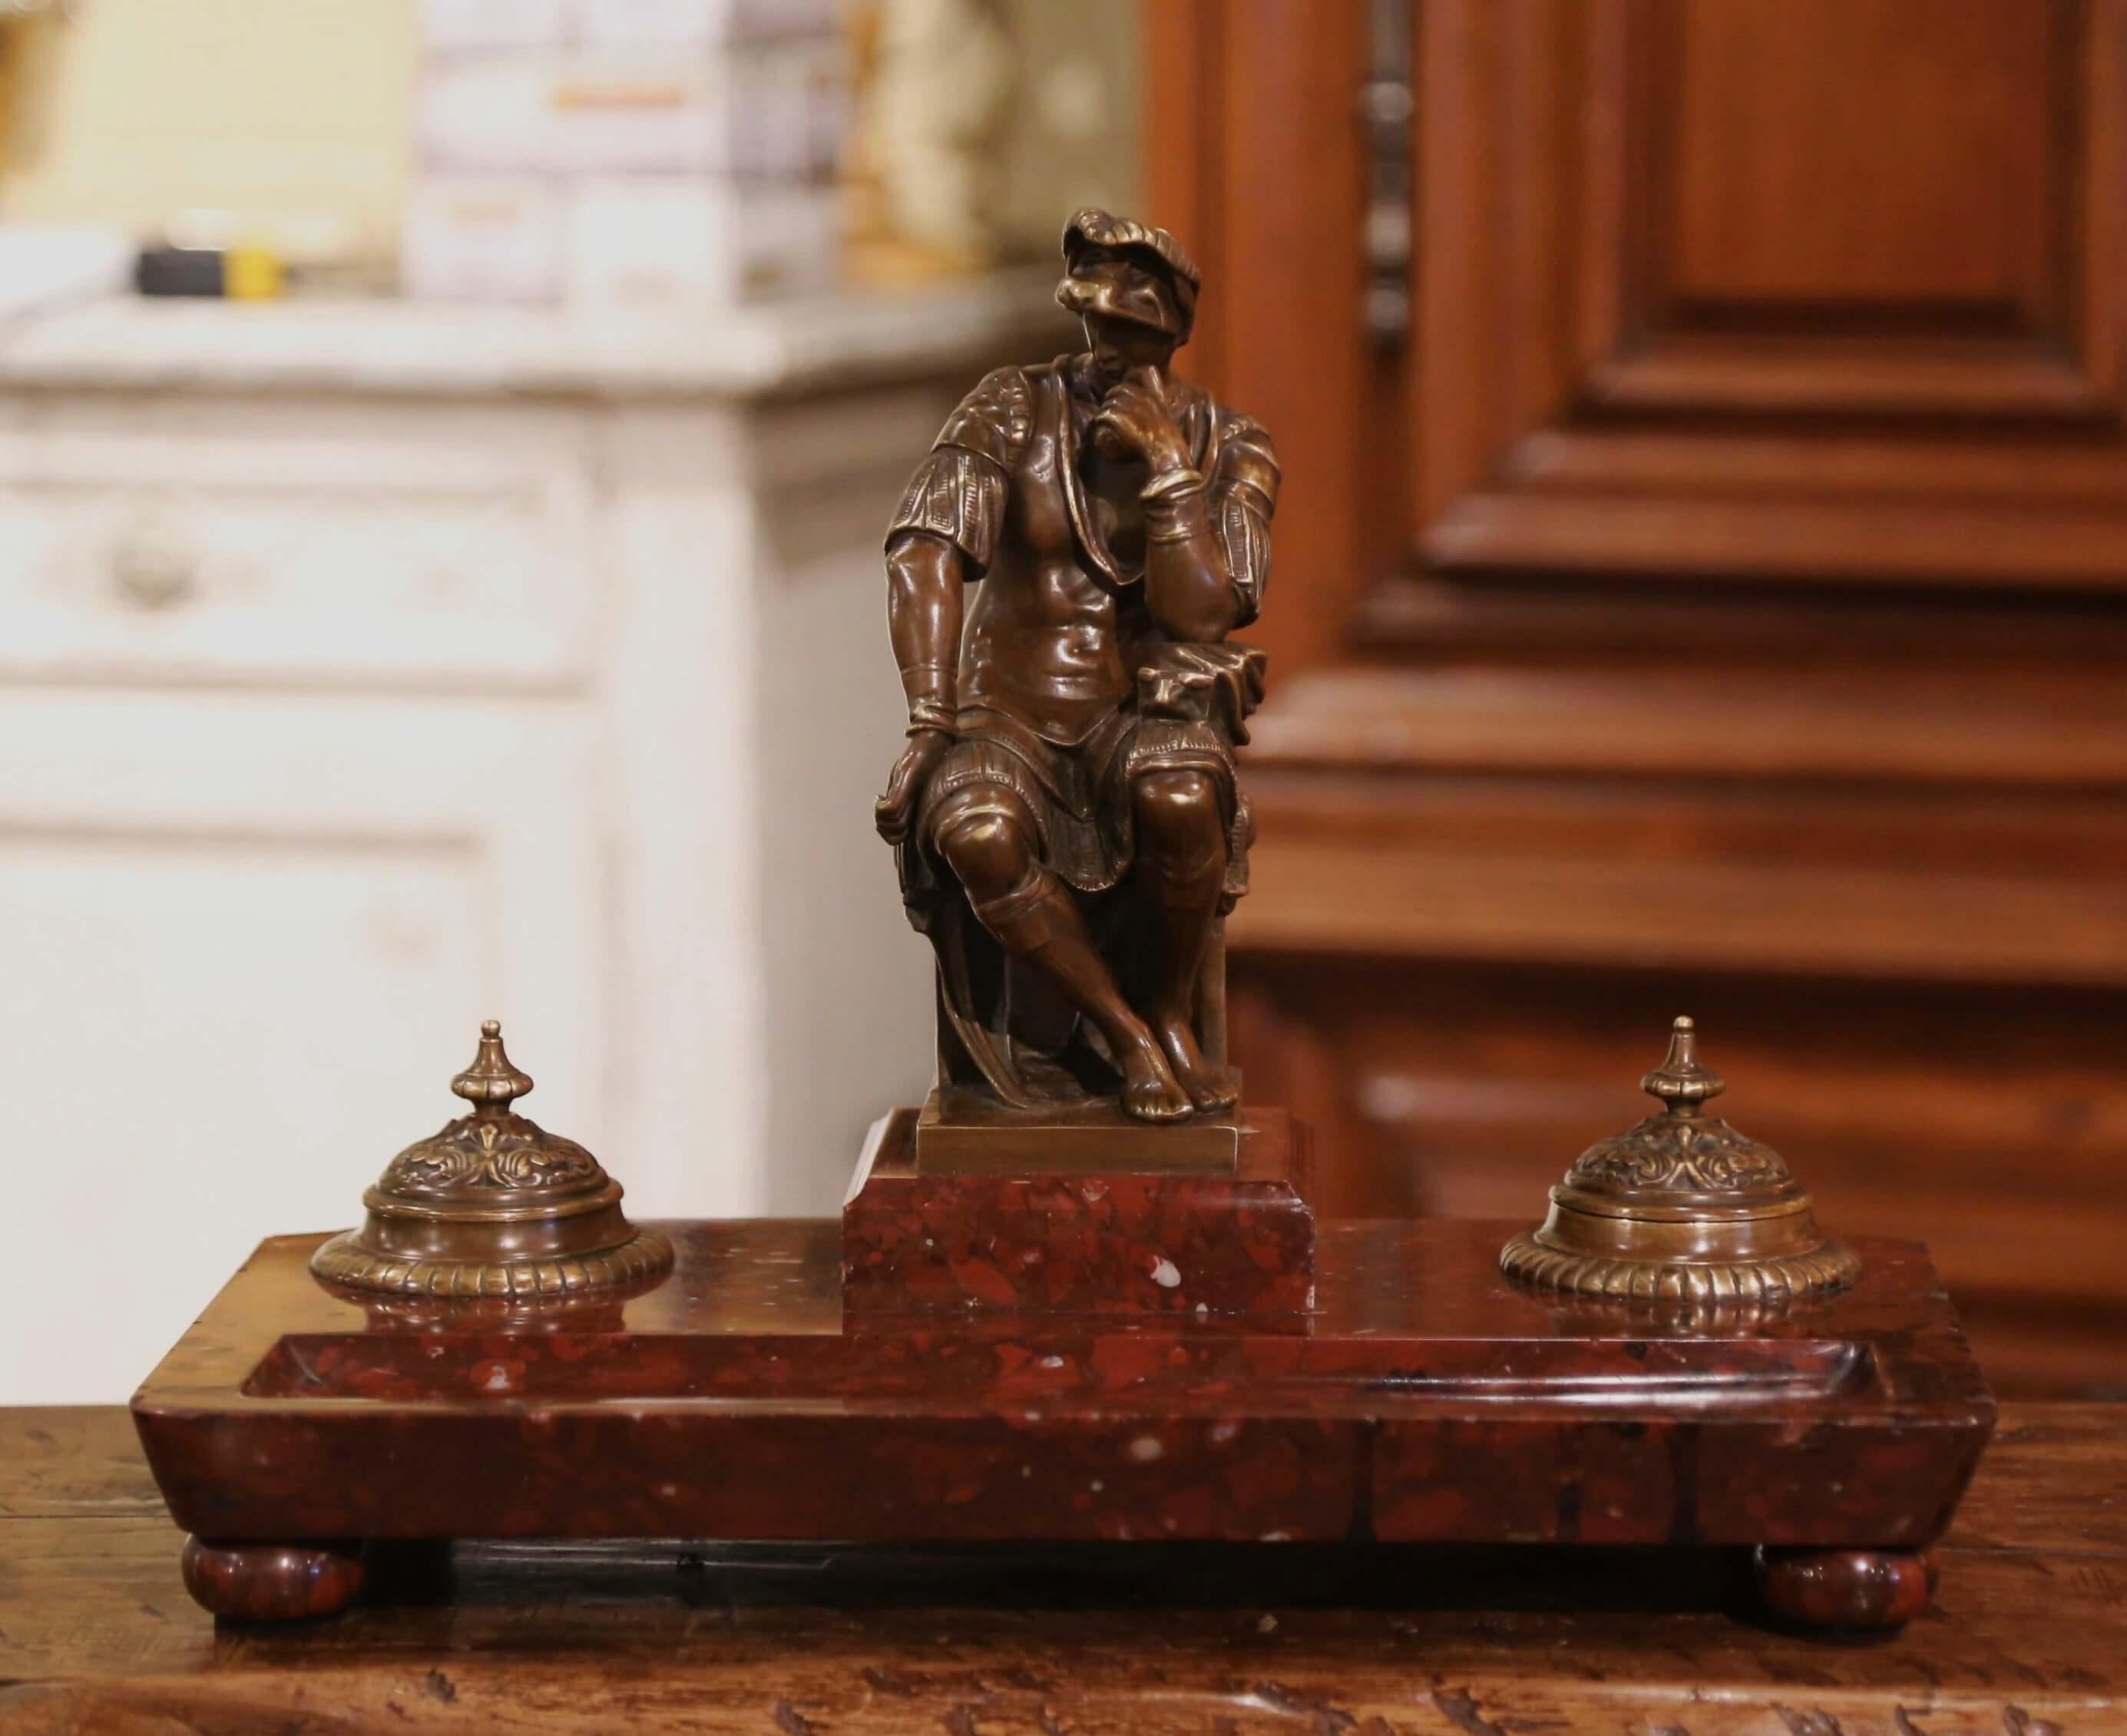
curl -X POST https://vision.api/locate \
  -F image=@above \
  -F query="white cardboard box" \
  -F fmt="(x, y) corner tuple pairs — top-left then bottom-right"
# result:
(564, 177), (838, 307)
(400, 177), (565, 303)
(416, 41), (845, 180)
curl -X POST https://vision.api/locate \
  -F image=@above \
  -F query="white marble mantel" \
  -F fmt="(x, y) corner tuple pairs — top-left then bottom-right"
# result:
(0, 275), (1071, 1404)
(0, 268), (1065, 399)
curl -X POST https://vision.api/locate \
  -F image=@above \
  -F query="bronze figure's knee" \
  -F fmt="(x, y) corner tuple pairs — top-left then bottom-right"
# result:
(937, 806), (1035, 901)
(1133, 770), (1222, 855)
(937, 797), (1057, 951)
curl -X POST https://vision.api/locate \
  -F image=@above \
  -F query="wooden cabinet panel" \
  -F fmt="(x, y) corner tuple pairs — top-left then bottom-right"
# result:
(1662, 0), (2062, 310)
(1232, 765), (2127, 987)
(1142, 0), (1391, 676)
(1404, 0), (2127, 593)
(1151, 0), (2127, 1396)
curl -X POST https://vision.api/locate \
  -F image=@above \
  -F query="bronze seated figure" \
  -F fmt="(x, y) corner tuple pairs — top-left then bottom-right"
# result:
(875, 209), (1280, 1123)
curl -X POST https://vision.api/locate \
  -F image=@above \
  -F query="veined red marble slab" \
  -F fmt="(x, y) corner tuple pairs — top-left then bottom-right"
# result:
(133, 1218), (1991, 1556)
(842, 1106), (1315, 1321)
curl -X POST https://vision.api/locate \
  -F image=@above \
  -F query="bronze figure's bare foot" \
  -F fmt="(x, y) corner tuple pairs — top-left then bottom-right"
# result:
(1117, 1035), (1195, 1122)
(1154, 1010), (1239, 1113)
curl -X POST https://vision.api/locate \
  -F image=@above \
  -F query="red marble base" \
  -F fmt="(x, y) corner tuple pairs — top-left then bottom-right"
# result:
(842, 1106), (1315, 1321)
(132, 1218), (1993, 1632)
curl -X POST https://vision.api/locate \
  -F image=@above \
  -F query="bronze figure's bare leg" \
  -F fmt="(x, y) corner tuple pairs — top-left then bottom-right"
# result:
(1131, 769), (1239, 1113)
(935, 787), (1193, 1122)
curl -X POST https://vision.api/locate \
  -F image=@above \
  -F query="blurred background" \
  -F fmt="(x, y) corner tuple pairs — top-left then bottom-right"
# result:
(0, 0), (2120, 1405)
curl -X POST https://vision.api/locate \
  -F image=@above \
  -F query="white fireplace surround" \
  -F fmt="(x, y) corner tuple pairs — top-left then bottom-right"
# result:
(0, 272), (1064, 1402)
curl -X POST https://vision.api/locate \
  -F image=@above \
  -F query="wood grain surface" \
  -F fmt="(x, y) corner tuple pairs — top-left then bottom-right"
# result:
(2, 1404), (2120, 1734)
(1149, 0), (2127, 1400)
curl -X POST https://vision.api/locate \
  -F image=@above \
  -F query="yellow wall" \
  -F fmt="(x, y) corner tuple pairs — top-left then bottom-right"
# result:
(1, 0), (416, 260)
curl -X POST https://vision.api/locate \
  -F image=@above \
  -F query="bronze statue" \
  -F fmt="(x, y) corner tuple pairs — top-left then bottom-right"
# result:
(877, 210), (1279, 1123)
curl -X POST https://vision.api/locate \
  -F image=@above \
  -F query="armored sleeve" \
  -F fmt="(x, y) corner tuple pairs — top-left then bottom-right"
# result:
(1209, 413), (1280, 627)
(885, 365), (1034, 576)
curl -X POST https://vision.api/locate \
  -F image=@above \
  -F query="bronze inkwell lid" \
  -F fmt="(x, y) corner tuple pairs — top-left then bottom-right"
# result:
(1500, 1017), (1858, 1304)
(310, 1020), (672, 1299)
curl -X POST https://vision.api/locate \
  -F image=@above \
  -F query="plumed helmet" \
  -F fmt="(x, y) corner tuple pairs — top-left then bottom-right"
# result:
(1057, 207), (1201, 343)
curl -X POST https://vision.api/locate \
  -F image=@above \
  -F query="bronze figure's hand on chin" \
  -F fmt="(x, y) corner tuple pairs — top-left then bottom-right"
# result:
(1090, 367), (1190, 473)
(875, 728), (952, 845)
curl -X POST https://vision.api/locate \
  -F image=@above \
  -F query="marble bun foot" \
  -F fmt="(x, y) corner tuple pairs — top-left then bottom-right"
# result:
(1755, 1546), (1938, 1632)
(181, 1536), (366, 1622)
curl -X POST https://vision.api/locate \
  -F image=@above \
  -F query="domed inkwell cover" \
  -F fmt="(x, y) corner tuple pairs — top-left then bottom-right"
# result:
(311, 1020), (670, 1300)
(1500, 1017), (1858, 1304)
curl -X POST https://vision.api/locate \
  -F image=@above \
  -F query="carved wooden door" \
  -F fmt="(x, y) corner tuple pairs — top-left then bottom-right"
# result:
(1150, 0), (2127, 1396)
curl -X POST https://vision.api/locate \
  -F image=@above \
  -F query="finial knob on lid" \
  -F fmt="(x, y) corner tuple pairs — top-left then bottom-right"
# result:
(452, 1020), (534, 1112)
(1639, 1016), (1722, 1113)
(310, 1019), (671, 1301)
(1500, 1016), (1857, 1305)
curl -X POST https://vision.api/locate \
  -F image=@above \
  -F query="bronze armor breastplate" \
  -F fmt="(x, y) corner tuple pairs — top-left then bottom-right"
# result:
(960, 371), (1155, 746)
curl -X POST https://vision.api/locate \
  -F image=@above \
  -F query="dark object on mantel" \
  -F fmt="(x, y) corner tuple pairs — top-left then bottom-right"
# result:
(1501, 1017), (1859, 1302)
(309, 1021), (670, 1301)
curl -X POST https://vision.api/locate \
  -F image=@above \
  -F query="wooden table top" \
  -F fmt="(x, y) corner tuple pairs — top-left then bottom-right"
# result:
(2, 1404), (2121, 1734)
